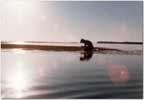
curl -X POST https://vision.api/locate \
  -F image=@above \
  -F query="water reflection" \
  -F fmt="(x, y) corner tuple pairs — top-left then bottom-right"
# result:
(10, 70), (28, 98)
(6, 60), (30, 98)
(80, 50), (93, 61)
(2, 49), (142, 98)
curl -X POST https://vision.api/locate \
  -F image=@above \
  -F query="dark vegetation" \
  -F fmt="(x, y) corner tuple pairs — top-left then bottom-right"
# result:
(97, 41), (143, 45)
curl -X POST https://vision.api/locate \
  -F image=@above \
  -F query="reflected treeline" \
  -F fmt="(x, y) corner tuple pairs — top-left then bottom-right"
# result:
(79, 49), (142, 61)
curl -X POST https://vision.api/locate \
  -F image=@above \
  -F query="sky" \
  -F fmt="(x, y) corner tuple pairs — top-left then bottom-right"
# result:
(0, 0), (143, 42)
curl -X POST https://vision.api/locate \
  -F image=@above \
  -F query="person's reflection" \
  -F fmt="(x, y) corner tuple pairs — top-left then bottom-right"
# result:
(80, 50), (93, 61)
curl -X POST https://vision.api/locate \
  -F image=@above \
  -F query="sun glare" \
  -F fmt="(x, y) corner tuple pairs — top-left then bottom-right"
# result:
(7, 61), (29, 98)
(6, 0), (35, 12)
(12, 41), (27, 45)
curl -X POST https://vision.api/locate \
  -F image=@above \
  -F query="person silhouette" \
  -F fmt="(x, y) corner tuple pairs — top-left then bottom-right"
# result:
(80, 38), (94, 51)
(80, 38), (94, 61)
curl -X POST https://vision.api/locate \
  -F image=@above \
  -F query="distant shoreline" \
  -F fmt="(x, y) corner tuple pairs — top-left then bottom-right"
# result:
(1, 42), (142, 55)
(1, 42), (122, 51)
(97, 41), (143, 45)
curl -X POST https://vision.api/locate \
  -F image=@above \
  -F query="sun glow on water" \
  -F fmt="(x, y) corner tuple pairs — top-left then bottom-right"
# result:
(7, 61), (29, 98)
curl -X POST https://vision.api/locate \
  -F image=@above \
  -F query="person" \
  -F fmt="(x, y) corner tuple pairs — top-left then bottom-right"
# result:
(80, 38), (94, 51)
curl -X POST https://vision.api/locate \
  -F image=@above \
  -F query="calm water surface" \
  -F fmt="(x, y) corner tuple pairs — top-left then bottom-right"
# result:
(1, 44), (143, 99)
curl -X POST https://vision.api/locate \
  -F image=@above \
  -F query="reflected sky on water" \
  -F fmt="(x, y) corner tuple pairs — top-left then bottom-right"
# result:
(1, 47), (143, 99)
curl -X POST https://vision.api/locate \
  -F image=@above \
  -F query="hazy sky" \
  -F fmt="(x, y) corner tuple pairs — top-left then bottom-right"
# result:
(0, 0), (143, 42)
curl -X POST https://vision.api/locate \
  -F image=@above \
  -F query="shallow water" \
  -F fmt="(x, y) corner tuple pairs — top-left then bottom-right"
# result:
(1, 44), (143, 99)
